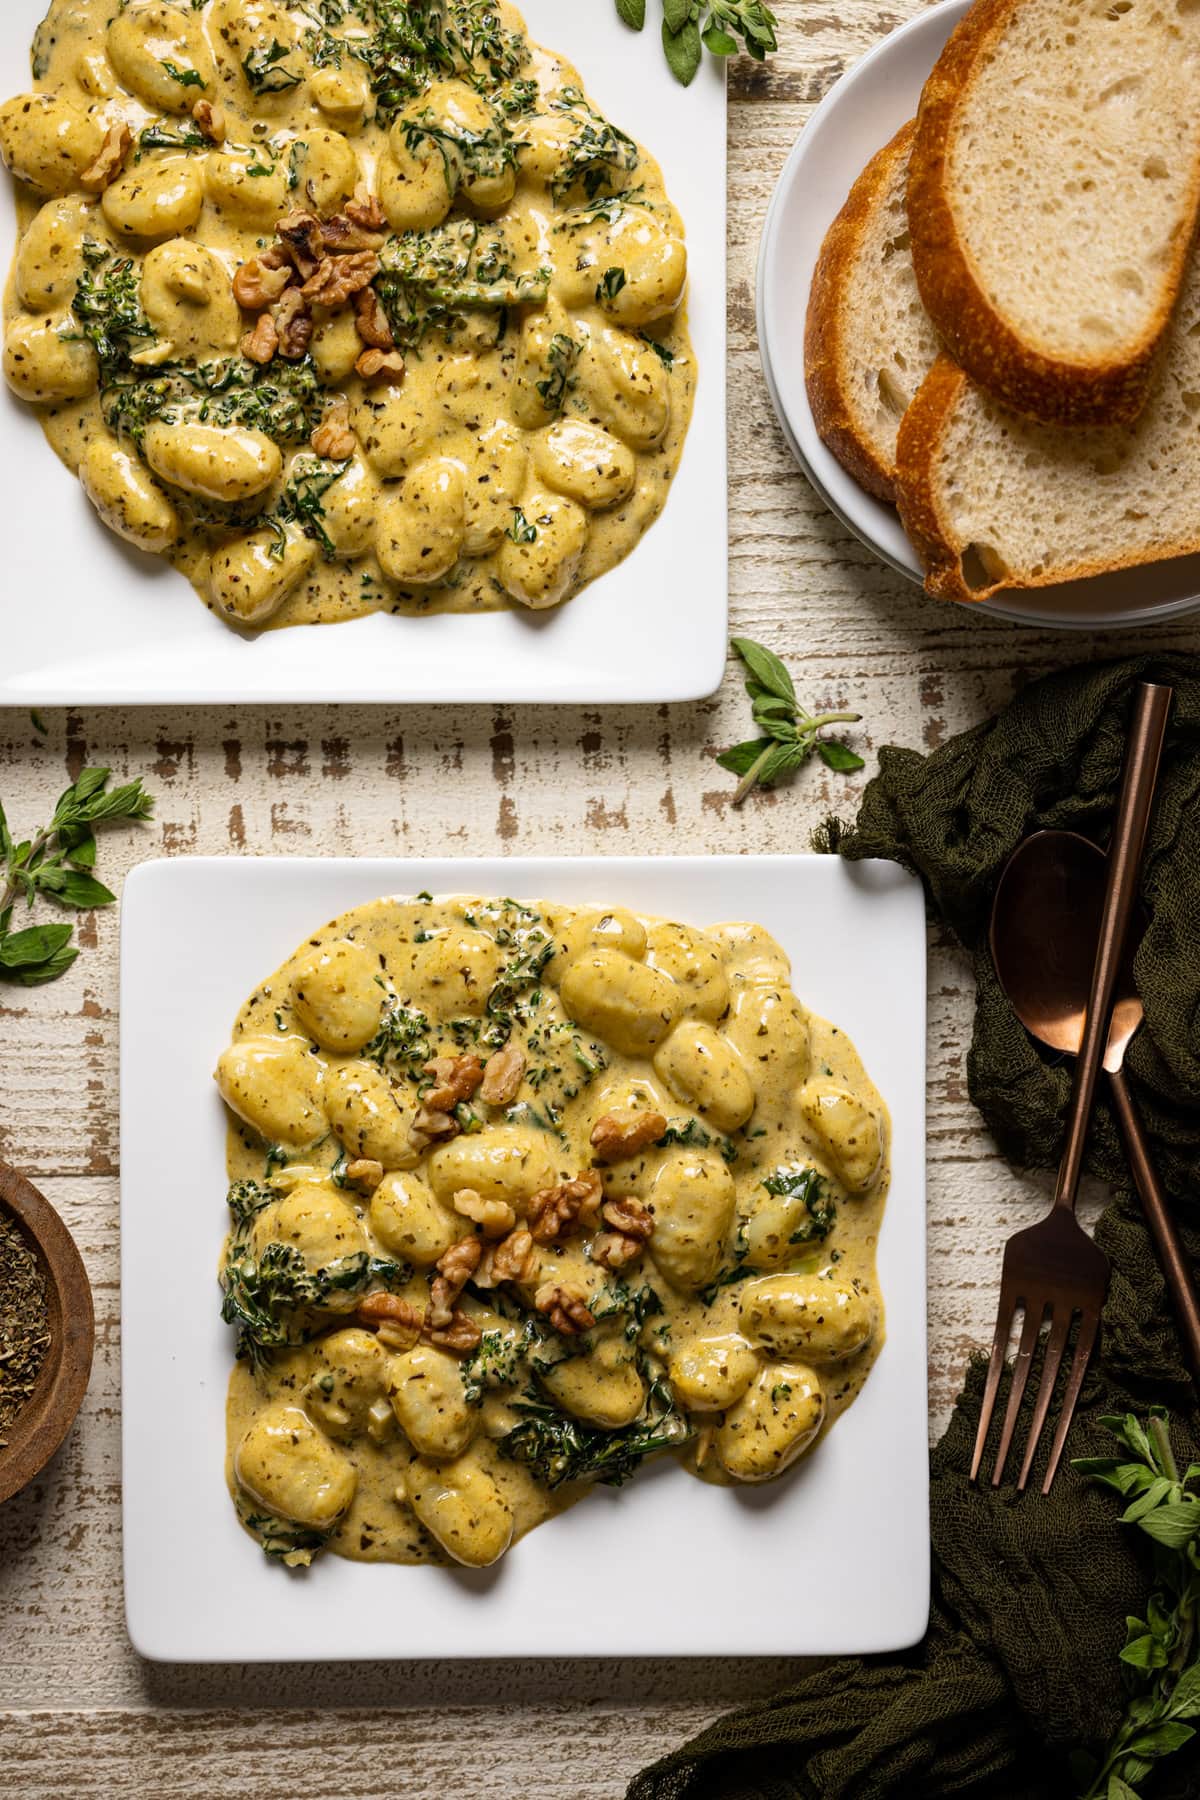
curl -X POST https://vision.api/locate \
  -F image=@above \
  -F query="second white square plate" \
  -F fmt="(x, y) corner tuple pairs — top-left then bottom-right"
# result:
(0, 2), (726, 704)
(121, 855), (929, 1663)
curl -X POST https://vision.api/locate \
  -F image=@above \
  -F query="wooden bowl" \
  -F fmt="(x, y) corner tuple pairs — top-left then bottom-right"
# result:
(0, 1163), (94, 1506)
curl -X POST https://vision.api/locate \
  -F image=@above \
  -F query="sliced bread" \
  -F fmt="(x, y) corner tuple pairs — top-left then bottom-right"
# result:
(805, 121), (941, 503)
(895, 251), (1200, 604)
(908, 0), (1200, 427)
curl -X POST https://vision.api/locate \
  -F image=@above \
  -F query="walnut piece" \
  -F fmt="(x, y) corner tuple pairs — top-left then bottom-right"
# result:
(301, 250), (381, 308)
(275, 210), (325, 279)
(233, 256), (293, 311)
(192, 98), (227, 143)
(408, 1106), (458, 1151)
(344, 1157), (384, 1192)
(474, 1228), (537, 1289)
(355, 347), (407, 384)
(528, 1174), (604, 1246)
(427, 1309), (483, 1355)
(322, 213), (387, 254)
(423, 1055), (485, 1113)
(311, 397), (356, 461)
(535, 1281), (596, 1337)
(429, 1236), (484, 1328)
(480, 1045), (526, 1106)
(590, 1107), (668, 1164)
(353, 285), (395, 350)
(592, 1196), (655, 1271)
(357, 1293), (425, 1351)
(346, 187), (387, 232)
(240, 313), (279, 366)
(274, 288), (313, 360)
(453, 1186), (517, 1238)
(80, 122), (132, 193)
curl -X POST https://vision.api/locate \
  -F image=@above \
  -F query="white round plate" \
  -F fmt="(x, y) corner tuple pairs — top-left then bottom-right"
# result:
(757, 0), (1200, 630)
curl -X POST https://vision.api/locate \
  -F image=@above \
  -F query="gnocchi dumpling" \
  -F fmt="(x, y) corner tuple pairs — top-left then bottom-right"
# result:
(669, 1334), (758, 1414)
(531, 419), (636, 511)
(375, 458), (466, 586)
(106, 3), (215, 114)
(204, 149), (291, 226)
(739, 1276), (876, 1365)
(15, 197), (98, 311)
(653, 1022), (755, 1134)
(304, 1329), (391, 1442)
(101, 156), (205, 243)
(144, 421), (282, 505)
(800, 1082), (885, 1193)
(389, 1344), (477, 1458)
(209, 0), (306, 108)
(235, 1405), (358, 1531)
(3, 313), (97, 402)
(494, 492), (588, 609)
(553, 907), (648, 971)
(215, 1034), (327, 1147)
(139, 240), (241, 358)
(404, 1453), (514, 1568)
(408, 925), (501, 1018)
(291, 940), (384, 1054)
(80, 438), (179, 554)
(560, 949), (681, 1058)
(250, 1183), (368, 1276)
(714, 1363), (826, 1483)
(649, 1153), (736, 1292)
(370, 1171), (461, 1267)
(325, 1062), (421, 1170)
(209, 529), (317, 626)
(0, 94), (103, 194)
(558, 206), (687, 327)
(579, 326), (671, 450)
(426, 1128), (557, 1213)
(645, 923), (730, 1024)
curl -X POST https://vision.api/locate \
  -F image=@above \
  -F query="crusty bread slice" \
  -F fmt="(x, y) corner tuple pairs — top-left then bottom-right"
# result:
(895, 252), (1200, 603)
(908, 0), (1200, 427)
(805, 121), (941, 503)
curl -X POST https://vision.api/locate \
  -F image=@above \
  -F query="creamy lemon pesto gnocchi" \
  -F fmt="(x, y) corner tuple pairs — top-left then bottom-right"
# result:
(0, 2), (694, 630)
(214, 895), (891, 1570)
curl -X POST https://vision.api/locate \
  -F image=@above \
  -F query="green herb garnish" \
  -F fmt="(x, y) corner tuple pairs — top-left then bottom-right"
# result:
(615, 0), (779, 86)
(0, 768), (154, 987)
(718, 637), (865, 806)
(1073, 1411), (1200, 1798)
(242, 40), (303, 94)
(500, 1377), (692, 1489)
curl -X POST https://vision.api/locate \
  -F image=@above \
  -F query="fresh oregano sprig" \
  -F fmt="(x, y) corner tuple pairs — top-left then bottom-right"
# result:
(615, 0), (779, 86)
(0, 767), (155, 986)
(717, 638), (865, 806)
(1071, 1410), (1200, 1799)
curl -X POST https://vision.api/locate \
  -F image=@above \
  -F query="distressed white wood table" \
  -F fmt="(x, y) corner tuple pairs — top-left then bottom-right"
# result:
(2, 4), (1195, 1792)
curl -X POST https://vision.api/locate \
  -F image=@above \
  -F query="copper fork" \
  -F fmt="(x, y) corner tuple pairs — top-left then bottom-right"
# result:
(971, 680), (1174, 1495)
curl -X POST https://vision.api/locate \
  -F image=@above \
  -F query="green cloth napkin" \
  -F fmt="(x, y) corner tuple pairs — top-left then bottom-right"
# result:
(631, 655), (1200, 1800)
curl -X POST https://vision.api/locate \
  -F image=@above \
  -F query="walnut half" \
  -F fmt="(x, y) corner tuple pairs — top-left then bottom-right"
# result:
(590, 1108), (668, 1164)
(535, 1282), (596, 1337)
(528, 1174), (604, 1246)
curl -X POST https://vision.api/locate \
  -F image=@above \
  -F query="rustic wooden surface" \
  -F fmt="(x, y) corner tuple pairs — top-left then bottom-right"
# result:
(3, 4), (1199, 1793)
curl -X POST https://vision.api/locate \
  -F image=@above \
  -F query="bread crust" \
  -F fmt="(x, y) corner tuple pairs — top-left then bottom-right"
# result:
(907, 0), (1200, 428)
(804, 121), (917, 503)
(895, 352), (1200, 603)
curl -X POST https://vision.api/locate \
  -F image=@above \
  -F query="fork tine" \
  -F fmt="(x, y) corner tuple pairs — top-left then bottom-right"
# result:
(1016, 1305), (1072, 1493)
(970, 1286), (1019, 1483)
(992, 1299), (1045, 1488)
(1041, 1308), (1101, 1495)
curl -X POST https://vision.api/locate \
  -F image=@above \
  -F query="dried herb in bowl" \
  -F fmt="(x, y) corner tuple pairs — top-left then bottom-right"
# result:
(0, 1209), (50, 1448)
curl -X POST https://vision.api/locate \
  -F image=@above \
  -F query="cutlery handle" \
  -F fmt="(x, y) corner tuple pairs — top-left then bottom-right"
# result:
(1055, 682), (1174, 1212)
(1109, 1067), (1200, 1391)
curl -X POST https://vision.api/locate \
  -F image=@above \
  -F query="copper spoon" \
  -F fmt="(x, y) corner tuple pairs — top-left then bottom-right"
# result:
(991, 827), (1200, 1392)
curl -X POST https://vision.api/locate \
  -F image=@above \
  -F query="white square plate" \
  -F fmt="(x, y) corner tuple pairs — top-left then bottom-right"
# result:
(0, 3), (727, 704)
(120, 855), (929, 1663)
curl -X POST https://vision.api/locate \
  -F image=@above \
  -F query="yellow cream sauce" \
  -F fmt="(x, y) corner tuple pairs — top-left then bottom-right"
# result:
(1, 1), (695, 632)
(216, 894), (891, 1571)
